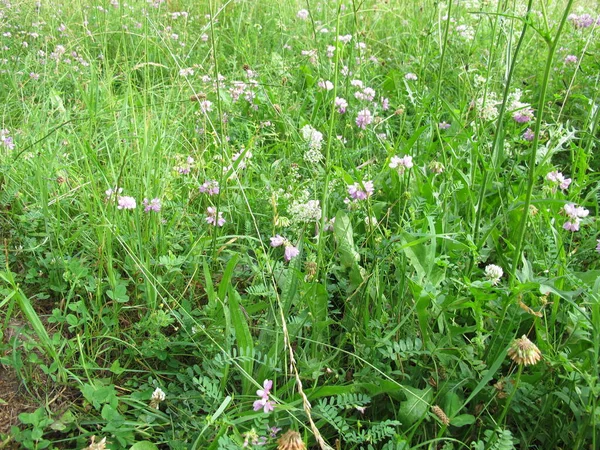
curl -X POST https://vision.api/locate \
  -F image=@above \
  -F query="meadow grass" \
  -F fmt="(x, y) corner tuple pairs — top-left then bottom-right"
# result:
(1, 0), (600, 448)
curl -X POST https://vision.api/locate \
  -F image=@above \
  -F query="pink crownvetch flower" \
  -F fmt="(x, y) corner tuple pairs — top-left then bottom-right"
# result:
(348, 181), (374, 200)
(284, 243), (300, 261)
(335, 97), (348, 114)
(270, 235), (285, 247)
(355, 109), (373, 129)
(117, 196), (136, 210)
(142, 198), (161, 212)
(563, 203), (589, 232)
(389, 155), (413, 174)
(596, 239), (600, 253)
(253, 379), (275, 413)
(546, 171), (571, 191)
(199, 180), (220, 196)
(206, 206), (225, 226)
(523, 128), (534, 141)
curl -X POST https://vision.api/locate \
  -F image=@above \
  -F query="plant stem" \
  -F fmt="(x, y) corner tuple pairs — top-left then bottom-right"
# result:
(511, 0), (575, 280)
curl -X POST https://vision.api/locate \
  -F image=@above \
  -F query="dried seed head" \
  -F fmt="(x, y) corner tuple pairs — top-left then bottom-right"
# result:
(431, 405), (450, 426)
(190, 92), (207, 102)
(277, 430), (306, 450)
(273, 104), (282, 114)
(508, 335), (542, 366)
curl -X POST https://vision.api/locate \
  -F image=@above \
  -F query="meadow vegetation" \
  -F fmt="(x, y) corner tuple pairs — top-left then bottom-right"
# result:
(1, 0), (600, 448)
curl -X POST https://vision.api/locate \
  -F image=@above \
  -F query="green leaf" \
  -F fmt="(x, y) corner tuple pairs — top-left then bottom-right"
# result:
(398, 386), (432, 425)
(228, 286), (254, 395)
(451, 414), (476, 427)
(130, 442), (159, 450)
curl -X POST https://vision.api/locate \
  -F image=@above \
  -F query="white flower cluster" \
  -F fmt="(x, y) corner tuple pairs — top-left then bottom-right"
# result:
(301, 124), (324, 164)
(289, 199), (322, 223)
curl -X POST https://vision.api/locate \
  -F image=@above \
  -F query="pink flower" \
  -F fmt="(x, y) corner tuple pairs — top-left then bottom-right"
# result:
(438, 121), (451, 130)
(117, 196), (136, 210)
(389, 155), (413, 174)
(563, 221), (580, 232)
(405, 72), (418, 80)
(523, 128), (534, 141)
(355, 109), (372, 129)
(546, 171), (571, 191)
(206, 206), (225, 226)
(270, 235), (285, 247)
(297, 9), (309, 20)
(253, 379), (275, 413)
(199, 180), (220, 196)
(381, 97), (389, 110)
(318, 80), (334, 91)
(563, 203), (589, 232)
(564, 54), (578, 64)
(348, 181), (374, 200)
(142, 198), (161, 212)
(284, 243), (300, 261)
(335, 97), (348, 114)
(512, 108), (534, 123)
(596, 239), (600, 253)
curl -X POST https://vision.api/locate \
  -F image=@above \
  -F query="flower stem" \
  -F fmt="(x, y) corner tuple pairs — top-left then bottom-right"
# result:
(511, 0), (574, 281)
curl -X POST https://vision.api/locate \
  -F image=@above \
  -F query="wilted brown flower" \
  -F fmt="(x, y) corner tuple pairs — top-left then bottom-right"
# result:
(508, 335), (542, 366)
(431, 405), (450, 426)
(83, 436), (107, 450)
(277, 430), (306, 450)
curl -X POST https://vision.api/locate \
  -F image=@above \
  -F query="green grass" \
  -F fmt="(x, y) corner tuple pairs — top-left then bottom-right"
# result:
(1, 0), (600, 448)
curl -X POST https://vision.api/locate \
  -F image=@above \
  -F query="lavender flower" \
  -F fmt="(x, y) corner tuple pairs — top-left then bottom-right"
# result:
(199, 180), (220, 196)
(348, 181), (374, 200)
(117, 196), (136, 210)
(206, 207), (225, 227)
(335, 97), (348, 114)
(142, 198), (161, 212)
(546, 171), (571, 191)
(563, 203), (589, 232)
(253, 379), (275, 413)
(355, 109), (373, 129)
(389, 155), (413, 174)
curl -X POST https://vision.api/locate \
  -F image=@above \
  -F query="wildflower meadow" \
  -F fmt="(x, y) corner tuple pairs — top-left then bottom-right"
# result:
(1, 0), (600, 448)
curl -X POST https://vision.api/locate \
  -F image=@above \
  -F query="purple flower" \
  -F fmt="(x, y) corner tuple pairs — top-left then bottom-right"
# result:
(117, 196), (136, 210)
(335, 97), (348, 114)
(270, 235), (285, 247)
(563, 221), (580, 232)
(523, 128), (534, 141)
(0, 129), (15, 150)
(438, 121), (451, 130)
(596, 239), (600, 253)
(253, 379), (275, 413)
(405, 72), (418, 80)
(546, 171), (571, 191)
(563, 203), (589, 232)
(380, 97), (390, 111)
(355, 109), (373, 129)
(284, 244), (300, 261)
(199, 180), (220, 196)
(512, 108), (534, 123)
(206, 206), (225, 226)
(142, 198), (161, 212)
(564, 54), (578, 64)
(389, 155), (413, 174)
(348, 181), (374, 200)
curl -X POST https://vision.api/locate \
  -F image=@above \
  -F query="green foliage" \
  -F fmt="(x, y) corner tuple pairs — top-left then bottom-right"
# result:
(1, 0), (599, 449)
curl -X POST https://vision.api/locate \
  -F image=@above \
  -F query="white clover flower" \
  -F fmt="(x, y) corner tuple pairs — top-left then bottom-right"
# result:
(484, 264), (503, 285)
